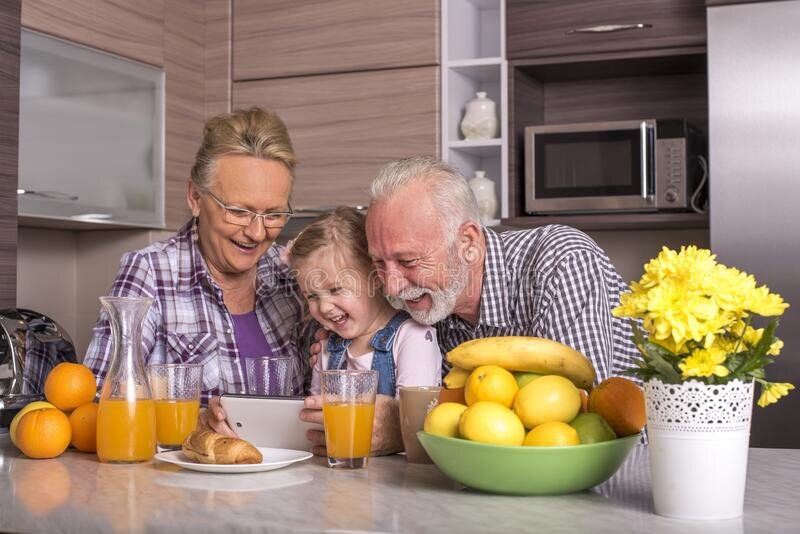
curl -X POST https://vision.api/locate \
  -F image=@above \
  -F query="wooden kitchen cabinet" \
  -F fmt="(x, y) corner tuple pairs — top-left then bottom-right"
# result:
(232, 0), (438, 80)
(507, 0), (706, 60)
(22, 0), (164, 67)
(233, 66), (438, 209)
(0, 0), (20, 308)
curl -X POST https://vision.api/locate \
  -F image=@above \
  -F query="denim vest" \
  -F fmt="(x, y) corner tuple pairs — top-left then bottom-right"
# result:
(325, 311), (410, 396)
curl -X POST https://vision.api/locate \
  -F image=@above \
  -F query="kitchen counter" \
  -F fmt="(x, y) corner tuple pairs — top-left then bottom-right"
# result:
(1, 436), (798, 533)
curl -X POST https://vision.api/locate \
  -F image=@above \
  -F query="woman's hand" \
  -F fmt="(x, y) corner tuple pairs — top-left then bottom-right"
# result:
(299, 394), (403, 457)
(197, 396), (237, 437)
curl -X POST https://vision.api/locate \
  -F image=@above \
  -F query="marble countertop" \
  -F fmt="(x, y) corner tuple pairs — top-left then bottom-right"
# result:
(1, 436), (798, 533)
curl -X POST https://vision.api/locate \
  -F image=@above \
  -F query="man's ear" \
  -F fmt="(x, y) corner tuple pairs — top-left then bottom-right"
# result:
(458, 221), (482, 264)
(187, 181), (202, 218)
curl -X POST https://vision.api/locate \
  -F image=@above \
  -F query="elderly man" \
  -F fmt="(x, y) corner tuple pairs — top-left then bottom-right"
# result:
(301, 155), (639, 455)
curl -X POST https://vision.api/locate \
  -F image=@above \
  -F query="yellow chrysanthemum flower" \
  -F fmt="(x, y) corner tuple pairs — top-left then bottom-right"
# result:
(678, 347), (730, 379)
(768, 339), (784, 357)
(757, 382), (795, 408)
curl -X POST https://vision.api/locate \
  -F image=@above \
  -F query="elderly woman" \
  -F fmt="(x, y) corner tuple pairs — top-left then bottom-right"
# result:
(84, 107), (308, 431)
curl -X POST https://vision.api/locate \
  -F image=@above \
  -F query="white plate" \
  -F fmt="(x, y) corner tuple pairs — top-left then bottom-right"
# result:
(154, 447), (313, 474)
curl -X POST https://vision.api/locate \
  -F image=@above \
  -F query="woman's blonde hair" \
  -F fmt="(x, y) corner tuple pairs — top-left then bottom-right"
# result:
(190, 107), (296, 192)
(290, 206), (372, 273)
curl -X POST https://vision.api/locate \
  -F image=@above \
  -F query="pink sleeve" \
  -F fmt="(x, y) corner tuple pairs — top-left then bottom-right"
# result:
(392, 320), (443, 391)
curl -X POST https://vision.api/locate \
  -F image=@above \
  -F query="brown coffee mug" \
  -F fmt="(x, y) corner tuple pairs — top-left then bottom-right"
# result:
(398, 386), (442, 464)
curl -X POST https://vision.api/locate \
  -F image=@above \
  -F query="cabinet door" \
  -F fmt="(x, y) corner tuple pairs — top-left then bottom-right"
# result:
(233, 0), (438, 80)
(507, 0), (706, 59)
(233, 67), (438, 209)
(22, 0), (164, 67)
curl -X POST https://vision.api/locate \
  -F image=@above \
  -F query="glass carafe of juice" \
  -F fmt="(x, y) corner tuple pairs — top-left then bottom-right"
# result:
(96, 296), (156, 463)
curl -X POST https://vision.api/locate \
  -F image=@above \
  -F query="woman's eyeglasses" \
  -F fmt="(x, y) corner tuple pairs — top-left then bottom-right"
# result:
(205, 191), (293, 228)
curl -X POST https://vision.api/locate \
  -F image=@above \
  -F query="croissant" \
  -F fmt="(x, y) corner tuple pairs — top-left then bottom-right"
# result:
(181, 430), (263, 465)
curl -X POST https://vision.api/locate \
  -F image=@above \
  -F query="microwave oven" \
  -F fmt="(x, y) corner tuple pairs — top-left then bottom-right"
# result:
(524, 119), (704, 214)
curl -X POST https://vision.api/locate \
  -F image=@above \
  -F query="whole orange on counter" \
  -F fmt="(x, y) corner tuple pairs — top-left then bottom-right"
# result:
(69, 402), (99, 453)
(587, 376), (645, 437)
(15, 408), (72, 459)
(44, 362), (97, 412)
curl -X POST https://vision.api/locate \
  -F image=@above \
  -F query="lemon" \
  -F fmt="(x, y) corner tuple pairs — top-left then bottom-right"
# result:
(9, 401), (56, 447)
(458, 401), (526, 446)
(464, 365), (518, 408)
(523, 421), (580, 447)
(514, 374), (581, 429)
(423, 402), (468, 438)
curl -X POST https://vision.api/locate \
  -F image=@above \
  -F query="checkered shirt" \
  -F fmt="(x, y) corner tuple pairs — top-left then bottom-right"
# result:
(436, 225), (640, 386)
(83, 220), (310, 405)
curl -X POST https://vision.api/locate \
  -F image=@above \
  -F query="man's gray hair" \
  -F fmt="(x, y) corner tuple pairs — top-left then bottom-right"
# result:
(369, 156), (481, 245)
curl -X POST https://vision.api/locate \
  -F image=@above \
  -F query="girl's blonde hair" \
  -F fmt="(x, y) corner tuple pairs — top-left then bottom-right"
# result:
(190, 107), (296, 192)
(290, 206), (371, 273)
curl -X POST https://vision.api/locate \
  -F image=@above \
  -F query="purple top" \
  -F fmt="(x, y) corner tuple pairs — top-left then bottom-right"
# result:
(230, 311), (272, 358)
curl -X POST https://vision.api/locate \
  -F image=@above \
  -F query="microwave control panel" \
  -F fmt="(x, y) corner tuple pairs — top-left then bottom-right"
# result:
(655, 138), (688, 209)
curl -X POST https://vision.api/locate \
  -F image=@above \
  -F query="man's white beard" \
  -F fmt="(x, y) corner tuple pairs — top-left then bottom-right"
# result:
(385, 258), (470, 325)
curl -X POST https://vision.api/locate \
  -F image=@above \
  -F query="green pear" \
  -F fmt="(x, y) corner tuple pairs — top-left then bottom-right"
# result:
(513, 371), (542, 389)
(569, 413), (617, 444)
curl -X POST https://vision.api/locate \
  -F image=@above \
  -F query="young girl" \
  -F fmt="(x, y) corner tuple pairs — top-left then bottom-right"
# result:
(290, 206), (442, 396)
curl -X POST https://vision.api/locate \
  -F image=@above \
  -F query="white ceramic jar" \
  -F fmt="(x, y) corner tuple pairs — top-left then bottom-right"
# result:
(468, 170), (498, 224)
(460, 92), (498, 140)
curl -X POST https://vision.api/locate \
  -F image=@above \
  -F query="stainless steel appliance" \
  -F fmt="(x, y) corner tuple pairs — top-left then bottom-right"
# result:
(709, 0), (800, 448)
(0, 309), (77, 428)
(524, 119), (704, 214)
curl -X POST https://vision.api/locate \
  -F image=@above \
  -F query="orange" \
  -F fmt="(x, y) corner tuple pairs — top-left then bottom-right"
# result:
(523, 421), (580, 446)
(464, 365), (518, 408)
(69, 402), (98, 453)
(44, 362), (97, 412)
(15, 408), (72, 459)
(513, 374), (581, 429)
(11, 458), (71, 515)
(458, 401), (526, 446)
(588, 376), (646, 437)
(9, 401), (55, 447)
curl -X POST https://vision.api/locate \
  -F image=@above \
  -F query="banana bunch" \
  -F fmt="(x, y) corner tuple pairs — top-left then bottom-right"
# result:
(446, 336), (596, 390)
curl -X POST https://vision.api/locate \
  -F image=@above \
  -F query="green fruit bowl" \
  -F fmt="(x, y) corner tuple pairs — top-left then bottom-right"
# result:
(417, 431), (640, 496)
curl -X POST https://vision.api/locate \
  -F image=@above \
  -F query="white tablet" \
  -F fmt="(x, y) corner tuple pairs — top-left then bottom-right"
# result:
(220, 394), (323, 452)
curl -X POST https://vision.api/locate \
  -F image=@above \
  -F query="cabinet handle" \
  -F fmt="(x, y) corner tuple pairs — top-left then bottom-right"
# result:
(566, 23), (653, 35)
(17, 189), (79, 201)
(292, 205), (368, 218)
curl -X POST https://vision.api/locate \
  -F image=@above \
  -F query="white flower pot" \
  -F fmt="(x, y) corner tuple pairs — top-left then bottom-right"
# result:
(644, 378), (754, 520)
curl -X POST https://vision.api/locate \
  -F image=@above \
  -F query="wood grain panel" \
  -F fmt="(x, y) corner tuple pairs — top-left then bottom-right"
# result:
(232, 0), (438, 80)
(543, 74), (708, 128)
(507, 0), (706, 60)
(22, 0), (164, 66)
(205, 0), (231, 118)
(233, 67), (439, 209)
(507, 68), (543, 219)
(163, 0), (205, 230)
(0, 0), (20, 307)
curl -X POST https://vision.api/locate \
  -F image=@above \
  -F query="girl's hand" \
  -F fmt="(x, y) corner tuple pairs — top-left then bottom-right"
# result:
(197, 396), (237, 437)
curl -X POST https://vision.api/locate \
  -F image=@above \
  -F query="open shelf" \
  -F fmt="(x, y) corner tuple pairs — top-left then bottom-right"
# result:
(503, 212), (709, 232)
(445, 0), (503, 61)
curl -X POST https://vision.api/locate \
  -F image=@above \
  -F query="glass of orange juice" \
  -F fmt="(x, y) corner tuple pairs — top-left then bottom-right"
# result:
(321, 369), (379, 469)
(147, 363), (202, 450)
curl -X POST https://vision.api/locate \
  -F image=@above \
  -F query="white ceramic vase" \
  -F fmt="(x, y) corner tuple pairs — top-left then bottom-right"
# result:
(468, 170), (498, 224)
(460, 92), (498, 140)
(644, 378), (754, 520)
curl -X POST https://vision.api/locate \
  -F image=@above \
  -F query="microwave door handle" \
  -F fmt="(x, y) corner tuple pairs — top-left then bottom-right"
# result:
(640, 122), (649, 199)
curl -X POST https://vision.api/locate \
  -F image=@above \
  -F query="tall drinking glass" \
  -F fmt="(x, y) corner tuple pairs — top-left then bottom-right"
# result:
(321, 369), (379, 469)
(147, 363), (202, 450)
(244, 356), (294, 396)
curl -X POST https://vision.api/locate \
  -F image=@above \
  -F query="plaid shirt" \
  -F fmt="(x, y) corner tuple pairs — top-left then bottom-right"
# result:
(436, 225), (639, 386)
(84, 220), (309, 405)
